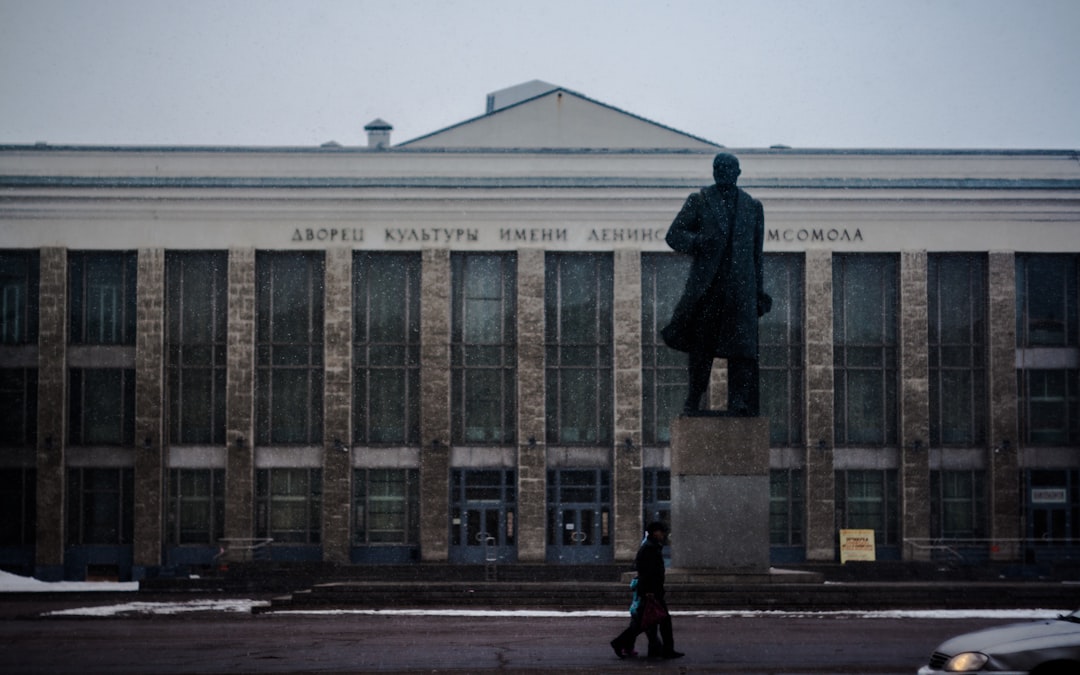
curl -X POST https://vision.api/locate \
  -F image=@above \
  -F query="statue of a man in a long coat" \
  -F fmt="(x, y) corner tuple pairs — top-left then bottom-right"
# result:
(661, 153), (771, 415)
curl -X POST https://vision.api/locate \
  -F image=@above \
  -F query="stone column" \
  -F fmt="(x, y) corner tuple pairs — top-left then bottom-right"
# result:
(612, 248), (643, 562)
(515, 249), (547, 562)
(133, 249), (165, 577)
(899, 251), (931, 559)
(224, 248), (256, 544)
(322, 248), (353, 564)
(987, 252), (1020, 559)
(35, 247), (67, 580)
(803, 250), (836, 561)
(419, 248), (451, 562)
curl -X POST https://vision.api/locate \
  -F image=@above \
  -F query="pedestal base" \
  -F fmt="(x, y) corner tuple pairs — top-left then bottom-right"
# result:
(670, 415), (770, 572)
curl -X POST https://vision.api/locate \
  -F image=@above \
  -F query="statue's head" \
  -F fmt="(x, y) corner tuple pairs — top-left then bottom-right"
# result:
(712, 152), (741, 186)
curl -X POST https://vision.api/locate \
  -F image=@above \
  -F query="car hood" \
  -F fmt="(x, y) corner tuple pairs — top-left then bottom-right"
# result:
(936, 617), (1080, 656)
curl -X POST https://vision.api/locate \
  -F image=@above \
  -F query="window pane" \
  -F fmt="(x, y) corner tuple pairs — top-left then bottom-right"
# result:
(546, 254), (612, 445)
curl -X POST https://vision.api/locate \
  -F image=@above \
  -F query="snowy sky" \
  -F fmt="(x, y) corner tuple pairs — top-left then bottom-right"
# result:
(1, 0), (1078, 149)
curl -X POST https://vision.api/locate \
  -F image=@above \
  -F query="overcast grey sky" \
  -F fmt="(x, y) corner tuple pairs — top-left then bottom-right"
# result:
(1, 0), (1077, 149)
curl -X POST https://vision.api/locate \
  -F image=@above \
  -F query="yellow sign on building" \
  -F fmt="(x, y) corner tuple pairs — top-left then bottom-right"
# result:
(839, 529), (876, 564)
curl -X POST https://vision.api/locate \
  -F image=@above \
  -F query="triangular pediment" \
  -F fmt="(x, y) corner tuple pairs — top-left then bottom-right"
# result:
(399, 83), (720, 150)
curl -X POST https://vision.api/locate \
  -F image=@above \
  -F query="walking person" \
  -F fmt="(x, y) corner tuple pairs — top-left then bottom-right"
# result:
(609, 522), (684, 659)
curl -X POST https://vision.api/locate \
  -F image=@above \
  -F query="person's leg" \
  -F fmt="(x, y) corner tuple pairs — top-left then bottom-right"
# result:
(611, 615), (642, 658)
(658, 616), (683, 658)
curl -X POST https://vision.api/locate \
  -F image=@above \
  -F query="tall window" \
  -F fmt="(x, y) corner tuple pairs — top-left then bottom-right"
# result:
(69, 368), (135, 445)
(833, 254), (899, 446)
(641, 254), (690, 445)
(0, 369), (36, 447)
(929, 254), (988, 446)
(0, 468), (35, 546)
(353, 253), (420, 445)
(770, 468), (805, 546)
(545, 254), (613, 445)
(761, 254), (805, 447)
(166, 252), (227, 445)
(0, 250), (38, 344)
(256, 252), (324, 445)
(69, 252), (136, 345)
(166, 469), (225, 545)
(255, 468), (322, 544)
(451, 253), (516, 444)
(354, 469), (420, 545)
(67, 467), (133, 545)
(1016, 254), (1080, 446)
(930, 470), (987, 539)
(835, 469), (899, 547)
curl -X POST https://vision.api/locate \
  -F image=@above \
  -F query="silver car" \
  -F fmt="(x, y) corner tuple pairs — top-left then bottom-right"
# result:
(918, 610), (1080, 674)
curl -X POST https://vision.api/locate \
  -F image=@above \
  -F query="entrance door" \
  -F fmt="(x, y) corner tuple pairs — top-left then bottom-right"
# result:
(1025, 470), (1078, 563)
(546, 469), (613, 564)
(449, 469), (516, 564)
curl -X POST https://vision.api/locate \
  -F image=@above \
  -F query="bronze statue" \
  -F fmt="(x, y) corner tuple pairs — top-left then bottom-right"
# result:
(661, 153), (771, 416)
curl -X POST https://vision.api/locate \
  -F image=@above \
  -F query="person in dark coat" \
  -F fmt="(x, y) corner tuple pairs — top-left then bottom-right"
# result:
(661, 152), (771, 415)
(609, 522), (683, 660)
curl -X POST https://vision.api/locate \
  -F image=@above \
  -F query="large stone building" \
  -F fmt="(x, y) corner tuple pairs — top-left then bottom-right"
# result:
(1, 81), (1078, 580)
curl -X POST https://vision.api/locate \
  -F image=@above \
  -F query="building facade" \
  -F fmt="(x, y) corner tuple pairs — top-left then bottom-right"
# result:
(2, 83), (1078, 580)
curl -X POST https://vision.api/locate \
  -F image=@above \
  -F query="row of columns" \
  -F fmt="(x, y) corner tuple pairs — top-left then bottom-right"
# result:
(33, 247), (1022, 575)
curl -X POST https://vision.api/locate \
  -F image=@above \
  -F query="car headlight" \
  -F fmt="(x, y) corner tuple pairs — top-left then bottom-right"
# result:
(944, 652), (989, 671)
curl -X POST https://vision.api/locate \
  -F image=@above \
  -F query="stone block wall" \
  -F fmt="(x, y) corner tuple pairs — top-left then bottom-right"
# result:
(803, 249), (835, 560)
(134, 249), (165, 570)
(987, 252), (1021, 557)
(900, 251), (931, 556)
(419, 249), (451, 561)
(322, 248), (353, 563)
(516, 249), (547, 562)
(35, 247), (67, 574)
(225, 248), (256, 542)
(612, 249), (643, 561)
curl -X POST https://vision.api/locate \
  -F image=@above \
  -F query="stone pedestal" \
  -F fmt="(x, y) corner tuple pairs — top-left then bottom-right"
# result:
(670, 415), (770, 572)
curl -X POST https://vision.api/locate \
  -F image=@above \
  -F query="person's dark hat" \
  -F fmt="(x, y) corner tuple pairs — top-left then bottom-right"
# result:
(645, 521), (669, 535)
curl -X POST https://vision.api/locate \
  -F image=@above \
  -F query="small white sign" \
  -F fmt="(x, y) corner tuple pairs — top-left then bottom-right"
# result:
(1031, 488), (1068, 504)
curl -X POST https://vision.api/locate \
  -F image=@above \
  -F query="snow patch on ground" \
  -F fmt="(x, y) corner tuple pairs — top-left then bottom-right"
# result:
(43, 599), (270, 617)
(0, 570), (138, 593)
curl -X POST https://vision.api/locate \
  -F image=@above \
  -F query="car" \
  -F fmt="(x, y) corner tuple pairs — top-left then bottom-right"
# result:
(917, 609), (1080, 674)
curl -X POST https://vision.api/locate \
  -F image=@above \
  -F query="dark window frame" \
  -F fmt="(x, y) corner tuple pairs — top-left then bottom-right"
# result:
(166, 252), (228, 445)
(353, 468), (420, 545)
(69, 251), (137, 346)
(0, 250), (39, 345)
(353, 252), (421, 445)
(255, 252), (325, 446)
(833, 254), (899, 447)
(450, 253), (517, 445)
(255, 467), (323, 544)
(928, 253), (988, 447)
(544, 253), (614, 446)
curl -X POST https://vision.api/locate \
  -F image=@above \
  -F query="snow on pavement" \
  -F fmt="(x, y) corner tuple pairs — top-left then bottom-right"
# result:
(2, 570), (1073, 619)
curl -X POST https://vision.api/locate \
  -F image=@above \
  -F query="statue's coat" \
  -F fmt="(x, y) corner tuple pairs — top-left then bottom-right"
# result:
(661, 184), (769, 359)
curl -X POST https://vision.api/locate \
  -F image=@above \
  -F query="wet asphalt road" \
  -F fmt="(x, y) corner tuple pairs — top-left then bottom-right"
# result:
(0, 595), (1018, 674)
